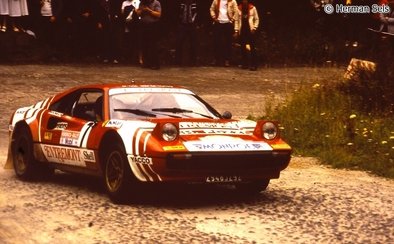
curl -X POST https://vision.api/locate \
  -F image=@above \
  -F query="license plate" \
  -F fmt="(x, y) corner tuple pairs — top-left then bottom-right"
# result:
(206, 176), (242, 183)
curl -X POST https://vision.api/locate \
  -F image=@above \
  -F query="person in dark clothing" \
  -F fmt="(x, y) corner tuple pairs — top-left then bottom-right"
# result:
(175, 0), (198, 66)
(234, 0), (259, 71)
(73, 0), (98, 58)
(136, 0), (161, 69)
(38, 0), (64, 60)
(96, 0), (124, 63)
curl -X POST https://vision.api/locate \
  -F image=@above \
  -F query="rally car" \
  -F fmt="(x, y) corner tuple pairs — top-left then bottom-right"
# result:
(6, 83), (291, 202)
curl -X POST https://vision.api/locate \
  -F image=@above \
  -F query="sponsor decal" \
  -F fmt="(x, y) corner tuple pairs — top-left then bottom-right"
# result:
(16, 109), (28, 115)
(163, 145), (186, 151)
(179, 122), (240, 129)
(270, 144), (292, 150)
(129, 156), (153, 165)
(180, 129), (247, 135)
(206, 176), (242, 183)
(179, 122), (252, 135)
(83, 150), (96, 163)
(183, 141), (272, 152)
(44, 132), (53, 141)
(109, 87), (194, 96)
(54, 122), (68, 130)
(49, 111), (63, 117)
(103, 120), (123, 128)
(41, 144), (95, 166)
(60, 130), (80, 146)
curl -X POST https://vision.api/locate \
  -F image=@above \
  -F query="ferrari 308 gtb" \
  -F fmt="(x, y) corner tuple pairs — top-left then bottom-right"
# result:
(6, 84), (291, 202)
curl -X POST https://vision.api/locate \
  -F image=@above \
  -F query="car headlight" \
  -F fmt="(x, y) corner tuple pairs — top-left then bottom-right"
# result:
(262, 122), (277, 140)
(162, 123), (178, 142)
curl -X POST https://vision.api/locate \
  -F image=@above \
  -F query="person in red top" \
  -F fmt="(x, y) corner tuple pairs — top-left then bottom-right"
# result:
(234, 0), (259, 71)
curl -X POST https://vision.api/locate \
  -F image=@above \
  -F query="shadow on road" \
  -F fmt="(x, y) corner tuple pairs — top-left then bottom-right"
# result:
(32, 170), (289, 208)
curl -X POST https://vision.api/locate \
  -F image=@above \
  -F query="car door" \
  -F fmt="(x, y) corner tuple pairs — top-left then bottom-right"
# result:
(38, 89), (103, 170)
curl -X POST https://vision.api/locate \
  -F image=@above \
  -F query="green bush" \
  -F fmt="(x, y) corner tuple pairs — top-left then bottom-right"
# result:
(260, 82), (394, 178)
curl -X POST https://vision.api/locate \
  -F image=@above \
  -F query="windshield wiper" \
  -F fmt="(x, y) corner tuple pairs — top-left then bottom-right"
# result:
(152, 107), (214, 119)
(114, 108), (157, 117)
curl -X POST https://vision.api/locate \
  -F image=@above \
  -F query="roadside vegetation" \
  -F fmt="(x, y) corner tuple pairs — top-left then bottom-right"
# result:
(255, 66), (394, 179)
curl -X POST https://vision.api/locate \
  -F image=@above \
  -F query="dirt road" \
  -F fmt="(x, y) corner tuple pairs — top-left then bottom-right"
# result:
(0, 65), (393, 243)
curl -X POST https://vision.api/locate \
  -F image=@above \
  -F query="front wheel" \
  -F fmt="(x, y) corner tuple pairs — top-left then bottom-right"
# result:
(235, 179), (270, 195)
(103, 145), (133, 203)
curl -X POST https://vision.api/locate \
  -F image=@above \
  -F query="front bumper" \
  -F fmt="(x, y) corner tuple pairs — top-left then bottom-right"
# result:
(148, 151), (291, 183)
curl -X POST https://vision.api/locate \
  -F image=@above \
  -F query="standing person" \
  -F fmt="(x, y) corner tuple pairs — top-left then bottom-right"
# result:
(74, 0), (97, 58)
(8, 0), (29, 32)
(136, 0), (161, 70)
(209, 0), (239, 67)
(175, 0), (198, 66)
(97, 0), (123, 64)
(0, 0), (9, 32)
(39, 0), (63, 48)
(121, 0), (142, 64)
(235, 0), (259, 71)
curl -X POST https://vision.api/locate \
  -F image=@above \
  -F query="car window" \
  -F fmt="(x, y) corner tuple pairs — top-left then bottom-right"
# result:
(109, 92), (220, 119)
(72, 91), (103, 121)
(49, 89), (103, 121)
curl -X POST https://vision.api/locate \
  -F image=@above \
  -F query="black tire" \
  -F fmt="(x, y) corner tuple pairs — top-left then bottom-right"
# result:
(12, 125), (38, 180)
(103, 144), (133, 203)
(235, 179), (270, 195)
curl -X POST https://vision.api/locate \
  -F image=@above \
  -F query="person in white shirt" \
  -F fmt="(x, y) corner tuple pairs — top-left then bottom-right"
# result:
(209, 0), (239, 66)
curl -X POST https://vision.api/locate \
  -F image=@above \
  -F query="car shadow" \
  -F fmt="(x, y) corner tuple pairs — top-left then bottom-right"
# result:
(37, 171), (291, 208)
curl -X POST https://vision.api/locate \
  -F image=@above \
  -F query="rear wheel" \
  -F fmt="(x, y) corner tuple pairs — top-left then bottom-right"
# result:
(12, 125), (38, 180)
(103, 144), (132, 203)
(235, 179), (270, 195)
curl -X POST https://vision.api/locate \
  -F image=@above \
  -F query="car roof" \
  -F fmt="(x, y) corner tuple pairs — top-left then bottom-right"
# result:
(75, 83), (186, 90)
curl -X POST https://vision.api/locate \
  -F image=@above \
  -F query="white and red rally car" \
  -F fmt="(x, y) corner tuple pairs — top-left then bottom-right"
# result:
(6, 84), (291, 202)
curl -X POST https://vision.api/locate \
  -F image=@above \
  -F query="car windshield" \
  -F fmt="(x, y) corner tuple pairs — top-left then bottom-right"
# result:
(109, 90), (221, 120)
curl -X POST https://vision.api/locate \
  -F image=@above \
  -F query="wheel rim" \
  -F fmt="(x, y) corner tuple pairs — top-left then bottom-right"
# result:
(14, 137), (29, 174)
(105, 151), (124, 193)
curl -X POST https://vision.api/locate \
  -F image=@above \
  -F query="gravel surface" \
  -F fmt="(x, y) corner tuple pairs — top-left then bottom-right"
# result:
(0, 65), (393, 243)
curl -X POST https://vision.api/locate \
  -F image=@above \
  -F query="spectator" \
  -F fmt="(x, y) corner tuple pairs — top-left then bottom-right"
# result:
(175, 0), (198, 66)
(0, 1), (9, 32)
(121, 0), (142, 64)
(209, 0), (239, 67)
(74, 0), (97, 57)
(62, 0), (78, 57)
(136, 0), (162, 70)
(235, 0), (259, 71)
(379, 0), (394, 34)
(97, 0), (123, 64)
(8, 0), (29, 32)
(39, 0), (63, 50)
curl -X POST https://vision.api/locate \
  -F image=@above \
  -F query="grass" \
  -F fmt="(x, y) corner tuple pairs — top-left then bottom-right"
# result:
(253, 80), (394, 179)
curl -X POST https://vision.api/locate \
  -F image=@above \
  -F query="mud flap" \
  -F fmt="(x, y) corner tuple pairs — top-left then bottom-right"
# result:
(4, 144), (13, 169)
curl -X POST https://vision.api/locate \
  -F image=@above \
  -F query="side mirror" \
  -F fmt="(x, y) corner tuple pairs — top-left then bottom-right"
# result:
(222, 111), (232, 119)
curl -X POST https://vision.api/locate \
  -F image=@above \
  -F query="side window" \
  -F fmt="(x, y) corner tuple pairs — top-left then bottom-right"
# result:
(49, 92), (80, 115)
(49, 90), (103, 121)
(72, 91), (103, 121)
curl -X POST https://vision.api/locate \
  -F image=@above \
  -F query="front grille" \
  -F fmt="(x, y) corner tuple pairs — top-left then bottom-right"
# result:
(166, 152), (290, 171)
